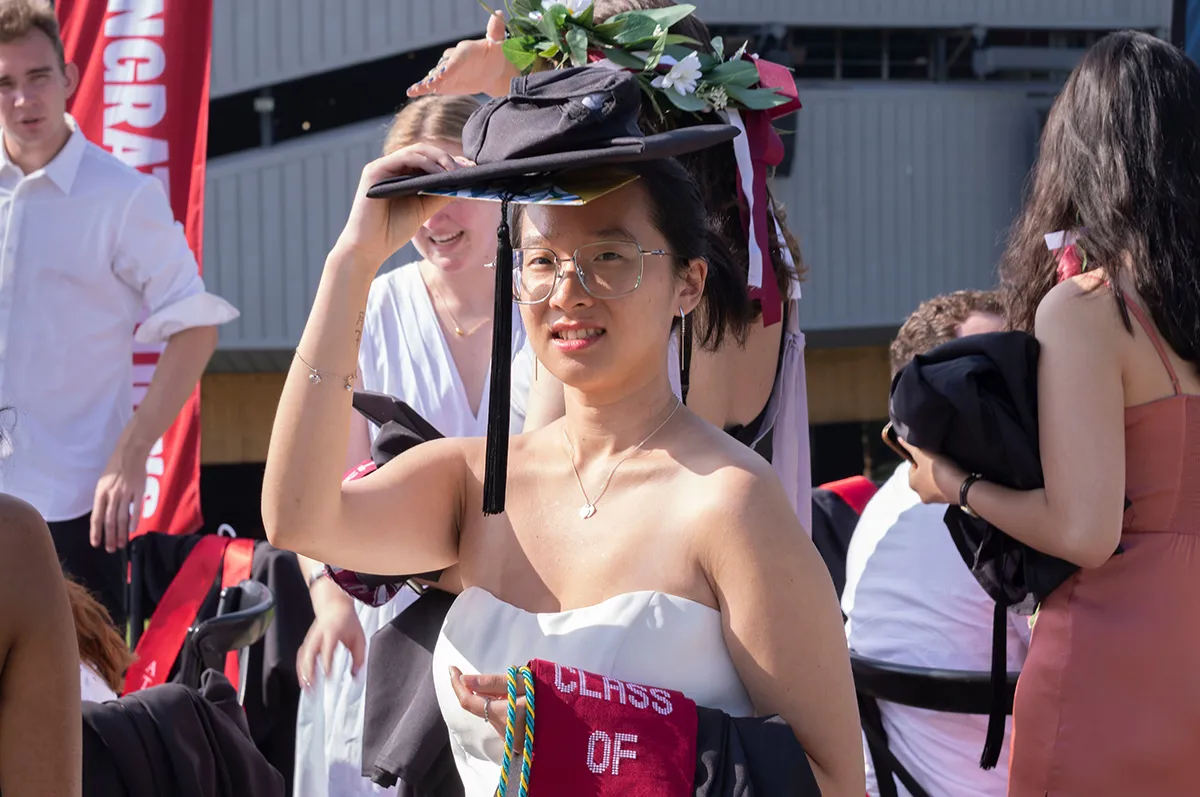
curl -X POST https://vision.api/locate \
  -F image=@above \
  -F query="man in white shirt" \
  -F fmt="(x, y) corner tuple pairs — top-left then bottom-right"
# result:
(0, 2), (238, 627)
(842, 291), (1030, 797)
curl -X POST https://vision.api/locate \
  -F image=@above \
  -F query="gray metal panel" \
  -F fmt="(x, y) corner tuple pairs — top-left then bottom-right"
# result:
(204, 118), (419, 351)
(697, 0), (1171, 28)
(211, 0), (490, 98)
(780, 85), (1039, 332)
(210, 0), (1172, 97)
(206, 86), (1041, 355)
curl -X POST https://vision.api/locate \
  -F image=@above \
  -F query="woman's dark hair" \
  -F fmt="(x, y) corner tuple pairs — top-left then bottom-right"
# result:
(512, 158), (755, 350)
(1001, 30), (1200, 370)
(592, 0), (805, 323)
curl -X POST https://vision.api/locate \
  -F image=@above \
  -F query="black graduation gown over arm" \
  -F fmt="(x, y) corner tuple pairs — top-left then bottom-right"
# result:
(81, 670), (285, 797)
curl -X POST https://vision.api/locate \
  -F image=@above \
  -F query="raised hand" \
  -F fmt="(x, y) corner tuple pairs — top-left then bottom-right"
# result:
(332, 142), (465, 268)
(407, 11), (520, 100)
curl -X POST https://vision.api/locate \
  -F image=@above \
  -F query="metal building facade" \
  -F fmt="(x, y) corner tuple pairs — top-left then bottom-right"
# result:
(205, 85), (1041, 356)
(781, 86), (1039, 338)
(210, 0), (1172, 97)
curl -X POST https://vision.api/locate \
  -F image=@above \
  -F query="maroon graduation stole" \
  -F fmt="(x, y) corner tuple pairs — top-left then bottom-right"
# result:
(498, 659), (698, 797)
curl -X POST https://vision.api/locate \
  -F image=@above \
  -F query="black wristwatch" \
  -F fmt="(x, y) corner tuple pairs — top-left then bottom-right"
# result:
(959, 473), (983, 519)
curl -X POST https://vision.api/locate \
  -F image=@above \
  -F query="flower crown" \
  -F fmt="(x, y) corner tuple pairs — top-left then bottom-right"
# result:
(483, 0), (792, 118)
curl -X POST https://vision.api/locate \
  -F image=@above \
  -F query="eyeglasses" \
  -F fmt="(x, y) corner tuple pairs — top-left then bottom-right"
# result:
(508, 240), (677, 305)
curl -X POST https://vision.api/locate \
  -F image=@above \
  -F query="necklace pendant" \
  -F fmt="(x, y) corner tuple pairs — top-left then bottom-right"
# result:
(579, 503), (596, 520)
(454, 326), (464, 336)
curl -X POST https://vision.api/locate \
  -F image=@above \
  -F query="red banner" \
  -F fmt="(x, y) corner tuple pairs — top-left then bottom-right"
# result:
(57, 0), (213, 537)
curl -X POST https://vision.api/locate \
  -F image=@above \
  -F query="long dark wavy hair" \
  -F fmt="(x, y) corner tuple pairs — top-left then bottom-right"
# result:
(1000, 30), (1200, 370)
(593, 0), (805, 335)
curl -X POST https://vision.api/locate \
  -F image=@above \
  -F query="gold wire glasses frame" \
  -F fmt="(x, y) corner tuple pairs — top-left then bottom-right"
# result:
(502, 240), (678, 305)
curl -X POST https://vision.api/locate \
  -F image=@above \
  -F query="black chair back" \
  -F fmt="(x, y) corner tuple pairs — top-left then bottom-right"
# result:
(850, 652), (1019, 797)
(178, 580), (275, 691)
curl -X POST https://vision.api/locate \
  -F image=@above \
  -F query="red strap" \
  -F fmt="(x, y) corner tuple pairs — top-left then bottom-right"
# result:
(1123, 298), (1182, 395)
(219, 538), (257, 687)
(820, 476), (878, 516)
(123, 535), (231, 695)
(526, 659), (697, 797)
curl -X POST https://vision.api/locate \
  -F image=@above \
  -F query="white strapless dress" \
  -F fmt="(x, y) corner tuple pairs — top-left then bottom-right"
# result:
(432, 586), (755, 796)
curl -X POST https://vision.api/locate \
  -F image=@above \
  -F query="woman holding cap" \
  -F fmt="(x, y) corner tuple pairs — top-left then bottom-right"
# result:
(291, 94), (528, 797)
(411, 0), (815, 533)
(263, 66), (861, 796)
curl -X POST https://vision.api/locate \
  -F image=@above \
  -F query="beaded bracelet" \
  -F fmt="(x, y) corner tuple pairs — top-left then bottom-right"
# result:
(495, 665), (536, 797)
(294, 350), (355, 392)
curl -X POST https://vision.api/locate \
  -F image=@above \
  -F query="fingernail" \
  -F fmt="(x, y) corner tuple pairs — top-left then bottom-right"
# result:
(449, 665), (461, 681)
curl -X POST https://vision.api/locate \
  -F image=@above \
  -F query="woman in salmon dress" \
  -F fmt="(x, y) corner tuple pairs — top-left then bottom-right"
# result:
(903, 31), (1200, 795)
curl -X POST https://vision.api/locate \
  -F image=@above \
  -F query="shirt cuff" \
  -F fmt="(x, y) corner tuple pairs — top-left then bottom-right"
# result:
(134, 292), (240, 344)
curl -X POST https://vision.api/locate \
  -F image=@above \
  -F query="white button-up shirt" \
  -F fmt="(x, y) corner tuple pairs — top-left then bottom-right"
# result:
(0, 116), (238, 522)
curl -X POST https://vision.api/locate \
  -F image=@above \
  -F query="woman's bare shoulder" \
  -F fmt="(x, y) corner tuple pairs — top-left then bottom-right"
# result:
(0, 495), (61, 637)
(680, 430), (803, 546)
(1037, 270), (1117, 325)
(0, 493), (51, 542)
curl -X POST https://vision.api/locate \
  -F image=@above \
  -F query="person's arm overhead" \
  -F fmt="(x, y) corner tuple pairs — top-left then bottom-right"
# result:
(263, 144), (470, 575)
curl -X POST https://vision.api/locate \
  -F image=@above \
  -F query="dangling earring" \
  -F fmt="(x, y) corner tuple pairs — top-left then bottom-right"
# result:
(534, 356), (539, 382)
(678, 306), (691, 406)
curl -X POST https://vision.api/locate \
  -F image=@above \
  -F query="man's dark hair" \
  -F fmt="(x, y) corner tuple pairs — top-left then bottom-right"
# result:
(889, 290), (1004, 375)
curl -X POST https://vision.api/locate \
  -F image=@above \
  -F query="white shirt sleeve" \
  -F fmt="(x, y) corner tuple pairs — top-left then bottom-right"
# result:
(114, 178), (239, 344)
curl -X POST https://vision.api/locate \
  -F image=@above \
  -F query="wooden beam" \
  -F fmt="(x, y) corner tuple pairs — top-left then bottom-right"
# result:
(199, 347), (892, 464)
(200, 372), (286, 465)
(806, 345), (891, 425)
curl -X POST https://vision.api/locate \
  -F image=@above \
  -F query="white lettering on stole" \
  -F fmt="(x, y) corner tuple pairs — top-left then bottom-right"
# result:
(554, 663), (578, 694)
(578, 671), (604, 699)
(648, 687), (674, 716)
(626, 682), (650, 709)
(587, 730), (611, 774)
(602, 676), (627, 705)
(612, 733), (639, 774)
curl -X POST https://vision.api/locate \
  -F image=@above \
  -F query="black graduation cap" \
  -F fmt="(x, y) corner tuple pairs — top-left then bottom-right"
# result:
(367, 67), (739, 515)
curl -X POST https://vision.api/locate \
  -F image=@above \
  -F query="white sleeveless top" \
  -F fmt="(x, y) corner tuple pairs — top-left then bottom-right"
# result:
(433, 586), (754, 796)
(294, 262), (527, 797)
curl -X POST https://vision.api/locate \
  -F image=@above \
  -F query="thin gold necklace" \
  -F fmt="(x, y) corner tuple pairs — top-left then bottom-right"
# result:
(562, 399), (682, 520)
(426, 279), (491, 337)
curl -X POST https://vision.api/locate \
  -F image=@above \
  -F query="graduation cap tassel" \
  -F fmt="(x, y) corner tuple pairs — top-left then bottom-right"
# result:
(482, 196), (514, 515)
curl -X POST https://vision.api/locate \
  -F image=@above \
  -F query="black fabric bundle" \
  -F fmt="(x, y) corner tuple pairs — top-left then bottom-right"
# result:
(888, 330), (1077, 769)
(81, 670), (285, 797)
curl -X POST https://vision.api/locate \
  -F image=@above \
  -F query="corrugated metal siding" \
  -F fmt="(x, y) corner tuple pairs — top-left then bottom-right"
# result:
(205, 86), (1041, 351)
(204, 118), (419, 351)
(210, 0), (1172, 97)
(698, 0), (1171, 28)
(780, 86), (1039, 332)
(210, 0), (490, 98)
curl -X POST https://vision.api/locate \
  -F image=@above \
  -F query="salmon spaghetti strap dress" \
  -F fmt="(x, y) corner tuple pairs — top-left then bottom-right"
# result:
(1008, 300), (1200, 796)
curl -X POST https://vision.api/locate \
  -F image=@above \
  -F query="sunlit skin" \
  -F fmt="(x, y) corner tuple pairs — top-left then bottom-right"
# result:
(0, 29), (77, 173)
(263, 141), (866, 796)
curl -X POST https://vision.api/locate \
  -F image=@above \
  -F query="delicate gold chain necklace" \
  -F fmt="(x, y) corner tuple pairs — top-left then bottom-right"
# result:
(562, 399), (682, 520)
(426, 279), (491, 337)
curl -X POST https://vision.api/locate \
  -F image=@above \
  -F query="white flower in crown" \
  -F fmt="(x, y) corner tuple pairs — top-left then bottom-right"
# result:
(650, 50), (702, 96)
(542, 0), (592, 15)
